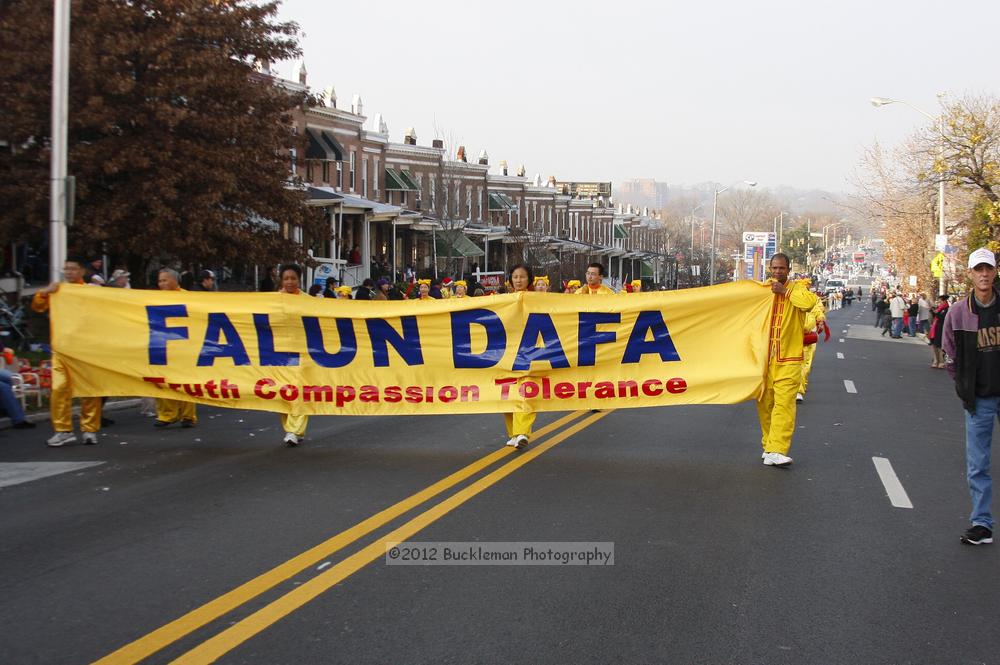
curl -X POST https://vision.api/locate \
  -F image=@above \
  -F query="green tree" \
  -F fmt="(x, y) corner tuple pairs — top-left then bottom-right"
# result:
(0, 0), (327, 282)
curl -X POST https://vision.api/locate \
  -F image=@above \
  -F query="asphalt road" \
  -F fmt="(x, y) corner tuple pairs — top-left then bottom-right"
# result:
(1, 301), (997, 665)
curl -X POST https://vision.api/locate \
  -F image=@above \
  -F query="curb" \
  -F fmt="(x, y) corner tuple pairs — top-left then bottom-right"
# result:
(0, 398), (142, 431)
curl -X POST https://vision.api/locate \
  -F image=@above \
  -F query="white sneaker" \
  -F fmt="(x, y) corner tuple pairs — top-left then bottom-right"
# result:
(511, 434), (529, 450)
(47, 431), (77, 447)
(762, 452), (793, 467)
(81, 432), (98, 445)
(796, 393), (804, 403)
(283, 432), (299, 447)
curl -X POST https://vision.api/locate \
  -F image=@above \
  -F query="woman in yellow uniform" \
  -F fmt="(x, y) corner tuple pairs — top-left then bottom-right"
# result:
(564, 279), (580, 294)
(503, 263), (536, 450)
(153, 268), (198, 428)
(453, 280), (468, 297)
(335, 285), (353, 299)
(416, 279), (432, 299)
(533, 275), (550, 292)
(277, 264), (308, 447)
(797, 296), (827, 403)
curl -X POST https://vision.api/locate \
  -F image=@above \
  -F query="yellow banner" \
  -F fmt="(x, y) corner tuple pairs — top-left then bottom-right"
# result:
(50, 282), (772, 415)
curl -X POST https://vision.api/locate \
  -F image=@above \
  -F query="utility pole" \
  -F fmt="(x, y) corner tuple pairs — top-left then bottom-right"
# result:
(49, 0), (71, 282)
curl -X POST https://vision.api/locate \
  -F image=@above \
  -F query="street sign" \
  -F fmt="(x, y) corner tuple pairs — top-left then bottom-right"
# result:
(909, 275), (918, 287)
(742, 231), (776, 280)
(930, 252), (945, 278)
(935, 234), (948, 252)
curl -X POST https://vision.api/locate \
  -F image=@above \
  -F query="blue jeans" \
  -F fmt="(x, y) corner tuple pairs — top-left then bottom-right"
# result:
(965, 396), (997, 530)
(0, 369), (27, 424)
(891, 317), (903, 337)
(908, 317), (917, 336)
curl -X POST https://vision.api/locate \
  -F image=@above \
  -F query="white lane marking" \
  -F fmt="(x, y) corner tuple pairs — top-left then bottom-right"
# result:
(837, 352), (845, 359)
(0, 461), (105, 489)
(844, 380), (857, 393)
(846, 324), (851, 327)
(841, 330), (848, 334)
(872, 457), (914, 509)
(838, 338), (845, 343)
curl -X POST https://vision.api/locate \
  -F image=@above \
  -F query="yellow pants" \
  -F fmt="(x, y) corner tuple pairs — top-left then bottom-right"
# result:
(756, 359), (801, 455)
(155, 398), (197, 424)
(50, 354), (102, 433)
(282, 413), (308, 436)
(799, 344), (816, 394)
(504, 412), (536, 439)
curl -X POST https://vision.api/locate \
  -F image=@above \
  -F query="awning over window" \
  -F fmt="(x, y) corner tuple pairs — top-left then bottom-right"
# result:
(398, 170), (420, 190)
(435, 233), (485, 258)
(320, 130), (345, 161)
(304, 128), (345, 161)
(641, 260), (654, 277)
(488, 193), (517, 211)
(384, 169), (408, 191)
(613, 224), (630, 239)
(526, 245), (560, 266)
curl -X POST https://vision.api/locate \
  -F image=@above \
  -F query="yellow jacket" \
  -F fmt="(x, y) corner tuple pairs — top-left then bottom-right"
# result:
(31, 279), (86, 314)
(804, 298), (826, 333)
(764, 278), (820, 364)
(575, 284), (616, 295)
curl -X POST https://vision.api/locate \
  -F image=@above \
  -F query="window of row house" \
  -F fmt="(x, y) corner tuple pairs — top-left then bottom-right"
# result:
(373, 157), (380, 197)
(465, 189), (472, 221)
(306, 160), (314, 183)
(362, 157), (368, 198)
(350, 150), (356, 191)
(453, 182), (460, 218)
(322, 161), (330, 184)
(289, 148), (297, 175)
(337, 161), (343, 190)
(477, 187), (483, 221)
(430, 178), (436, 212)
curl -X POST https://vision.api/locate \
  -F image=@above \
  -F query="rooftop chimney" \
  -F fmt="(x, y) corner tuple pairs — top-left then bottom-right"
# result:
(254, 58), (272, 76)
(321, 85), (337, 108)
(478, 150), (489, 165)
(351, 94), (363, 116)
(404, 127), (417, 145)
(516, 164), (525, 177)
(500, 160), (508, 176)
(546, 175), (557, 187)
(293, 59), (307, 85)
(457, 145), (467, 162)
(432, 138), (444, 149)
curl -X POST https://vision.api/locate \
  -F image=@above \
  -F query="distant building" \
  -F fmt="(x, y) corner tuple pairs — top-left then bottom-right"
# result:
(555, 181), (612, 199)
(617, 178), (670, 210)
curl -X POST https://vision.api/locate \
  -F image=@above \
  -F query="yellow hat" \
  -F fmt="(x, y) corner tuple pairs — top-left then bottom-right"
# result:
(417, 279), (431, 286)
(335, 286), (352, 295)
(454, 280), (467, 287)
(630, 279), (642, 287)
(566, 279), (581, 288)
(534, 275), (550, 285)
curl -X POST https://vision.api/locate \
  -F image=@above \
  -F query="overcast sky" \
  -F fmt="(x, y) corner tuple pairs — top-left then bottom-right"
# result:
(276, 0), (998, 193)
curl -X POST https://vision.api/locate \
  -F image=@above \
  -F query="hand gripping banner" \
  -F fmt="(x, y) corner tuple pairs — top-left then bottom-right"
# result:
(49, 282), (773, 416)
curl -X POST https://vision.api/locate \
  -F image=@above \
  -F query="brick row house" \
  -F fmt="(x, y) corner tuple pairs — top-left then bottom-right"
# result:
(279, 64), (675, 290)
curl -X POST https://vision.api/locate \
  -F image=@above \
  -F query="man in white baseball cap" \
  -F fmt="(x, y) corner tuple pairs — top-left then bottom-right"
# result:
(943, 247), (999, 545)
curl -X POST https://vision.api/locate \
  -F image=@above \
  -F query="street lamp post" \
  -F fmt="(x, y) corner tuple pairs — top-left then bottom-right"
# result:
(49, 0), (71, 282)
(710, 180), (756, 285)
(689, 203), (702, 286)
(871, 94), (948, 295)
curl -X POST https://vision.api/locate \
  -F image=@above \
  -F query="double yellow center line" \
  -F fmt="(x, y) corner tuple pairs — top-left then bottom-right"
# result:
(95, 408), (611, 665)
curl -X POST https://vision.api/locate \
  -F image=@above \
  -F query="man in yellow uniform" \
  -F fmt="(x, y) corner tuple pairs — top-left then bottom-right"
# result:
(758, 253), (821, 467)
(575, 263), (615, 295)
(32, 256), (103, 447)
(153, 268), (197, 429)
(797, 295), (827, 403)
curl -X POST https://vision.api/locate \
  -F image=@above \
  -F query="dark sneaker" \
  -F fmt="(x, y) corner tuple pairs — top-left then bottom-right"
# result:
(181, 419), (195, 428)
(153, 420), (170, 428)
(13, 420), (36, 429)
(961, 525), (993, 545)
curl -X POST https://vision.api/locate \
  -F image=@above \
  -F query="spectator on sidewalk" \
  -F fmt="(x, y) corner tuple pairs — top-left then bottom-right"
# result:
(889, 291), (907, 338)
(943, 247), (1000, 545)
(907, 297), (920, 337)
(0, 369), (36, 430)
(918, 293), (932, 335)
(929, 294), (950, 368)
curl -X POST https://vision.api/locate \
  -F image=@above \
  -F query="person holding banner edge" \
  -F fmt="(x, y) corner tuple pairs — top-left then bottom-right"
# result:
(757, 253), (825, 467)
(278, 264), (308, 447)
(503, 263), (537, 450)
(31, 256), (104, 447)
(575, 263), (615, 295)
